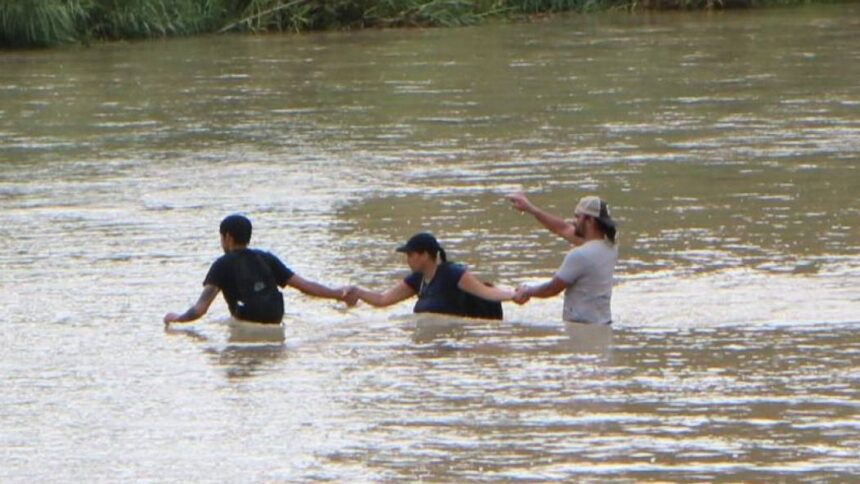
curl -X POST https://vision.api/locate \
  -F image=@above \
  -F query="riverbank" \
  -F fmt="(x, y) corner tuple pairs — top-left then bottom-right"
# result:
(0, 0), (832, 48)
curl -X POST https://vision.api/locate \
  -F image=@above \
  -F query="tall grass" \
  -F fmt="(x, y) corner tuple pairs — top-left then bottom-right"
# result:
(0, 0), (227, 46)
(0, 0), (87, 47)
(222, 0), (515, 31)
(226, 0), (315, 32)
(88, 0), (224, 39)
(0, 0), (818, 48)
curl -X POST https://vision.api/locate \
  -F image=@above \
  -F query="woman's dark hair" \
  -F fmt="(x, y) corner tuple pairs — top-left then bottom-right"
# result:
(220, 214), (252, 245)
(414, 245), (447, 263)
(430, 246), (447, 263)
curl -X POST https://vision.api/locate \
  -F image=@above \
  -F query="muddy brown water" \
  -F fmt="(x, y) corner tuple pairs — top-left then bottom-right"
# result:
(1, 4), (858, 481)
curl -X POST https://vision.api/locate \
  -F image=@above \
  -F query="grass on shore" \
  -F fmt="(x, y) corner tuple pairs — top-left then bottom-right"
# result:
(0, 0), (817, 48)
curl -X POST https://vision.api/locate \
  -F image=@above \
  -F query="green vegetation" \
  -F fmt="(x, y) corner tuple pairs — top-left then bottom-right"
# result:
(88, 0), (223, 39)
(0, 0), (821, 48)
(0, 1), (86, 47)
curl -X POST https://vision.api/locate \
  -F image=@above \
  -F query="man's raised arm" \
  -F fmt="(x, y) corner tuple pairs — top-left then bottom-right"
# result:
(506, 192), (583, 246)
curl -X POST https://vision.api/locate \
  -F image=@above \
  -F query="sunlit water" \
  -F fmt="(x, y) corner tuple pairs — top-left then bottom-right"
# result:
(1, 4), (859, 481)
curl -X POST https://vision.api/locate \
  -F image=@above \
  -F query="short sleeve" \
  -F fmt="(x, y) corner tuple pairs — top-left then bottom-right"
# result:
(444, 263), (466, 285)
(404, 271), (423, 293)
(263, 252), (295, 287)
(555, 249), (583, 284)
(203, 256), (227, 288)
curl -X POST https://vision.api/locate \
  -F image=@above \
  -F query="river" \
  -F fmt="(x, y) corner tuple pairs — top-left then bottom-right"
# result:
(1, 3), (858, 481)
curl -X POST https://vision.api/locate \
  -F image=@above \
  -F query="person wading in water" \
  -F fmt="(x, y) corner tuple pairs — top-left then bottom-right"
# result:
(344, 232), (513, 319)
(164, 214), (351, 326)
(507, 193), (618, 325)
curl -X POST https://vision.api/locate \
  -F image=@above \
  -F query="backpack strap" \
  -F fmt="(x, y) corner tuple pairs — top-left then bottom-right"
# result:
(252, 251), (276, 288)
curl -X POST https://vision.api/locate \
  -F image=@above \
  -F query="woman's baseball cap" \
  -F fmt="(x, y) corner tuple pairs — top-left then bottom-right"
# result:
(396, 232), (441, 253)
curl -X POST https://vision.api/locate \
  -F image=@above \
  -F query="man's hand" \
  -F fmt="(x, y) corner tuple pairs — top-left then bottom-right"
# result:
(513, 285), (532, 305)
(506, 191), (583, 246)
(506, 192), (535, 214)
(163, 312), (181, 325)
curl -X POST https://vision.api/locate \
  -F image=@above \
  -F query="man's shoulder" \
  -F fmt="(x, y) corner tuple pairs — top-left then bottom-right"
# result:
(249, 248), (273, 258)
(210, 252), (234, 267)
(565, 244), (588, 259)
(243, 247), (280, 260)
(211, 249), (279, 267)
(564, 241), (616, 271)
(248, 248), (284, 263)
(574, 240), (615, 254)
(562, 241), (603, 264)
(250, 249), (294, 280)
(204, 252), (234, 286)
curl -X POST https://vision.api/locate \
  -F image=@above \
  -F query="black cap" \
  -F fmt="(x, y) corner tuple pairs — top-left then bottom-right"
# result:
(396, 232), (441, 253)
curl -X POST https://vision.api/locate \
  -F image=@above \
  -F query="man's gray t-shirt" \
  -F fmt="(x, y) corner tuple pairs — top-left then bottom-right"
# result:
(555, 240), (617, 324)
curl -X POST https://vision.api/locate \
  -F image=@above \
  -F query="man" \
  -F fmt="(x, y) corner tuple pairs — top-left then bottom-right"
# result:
(163, 214), (350, 326)
(507, 192), (618, 325)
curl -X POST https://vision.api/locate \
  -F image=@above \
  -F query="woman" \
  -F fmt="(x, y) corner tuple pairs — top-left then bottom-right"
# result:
(346, 233), (514, 319)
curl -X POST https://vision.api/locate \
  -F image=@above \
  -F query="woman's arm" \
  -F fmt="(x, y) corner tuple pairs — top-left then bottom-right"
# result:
(353, 281), (416, 307)
(458, 271), (514, 302)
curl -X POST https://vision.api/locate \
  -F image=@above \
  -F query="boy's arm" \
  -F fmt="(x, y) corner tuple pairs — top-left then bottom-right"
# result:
(164, 284), (220, 324)
(286, 274), (345, 301)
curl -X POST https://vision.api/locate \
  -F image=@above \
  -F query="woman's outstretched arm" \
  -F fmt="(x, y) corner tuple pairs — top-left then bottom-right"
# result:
(350, 281), (416, 307)
(458, 272), (514, 302)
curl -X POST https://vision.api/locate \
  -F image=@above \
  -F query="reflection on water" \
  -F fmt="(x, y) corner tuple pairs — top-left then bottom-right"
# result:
(410, 314), (613, 357)
(1, 3), (859, 481)
(324, 320), (859, 481)
(206, 345), (288, 380)
(563, 321), (613, 355)
(226, 319), (286, 345)
(166, 318), (287, 379)
(411, 314), (473, 344)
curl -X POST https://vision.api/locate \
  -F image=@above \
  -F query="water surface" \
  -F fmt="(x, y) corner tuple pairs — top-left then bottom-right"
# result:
(1, 4), (859, 481)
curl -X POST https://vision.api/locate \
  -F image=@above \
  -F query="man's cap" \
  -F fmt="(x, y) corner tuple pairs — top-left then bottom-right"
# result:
(574, 196), (602, 218)
(575, 196), (616, 229)
(396, 232), (441, 253)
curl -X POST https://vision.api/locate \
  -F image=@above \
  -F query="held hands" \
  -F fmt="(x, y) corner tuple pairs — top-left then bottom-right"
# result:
(513, 285), (532, 305)
(506, 191), (534, 214)
(340, 286), (360, 307)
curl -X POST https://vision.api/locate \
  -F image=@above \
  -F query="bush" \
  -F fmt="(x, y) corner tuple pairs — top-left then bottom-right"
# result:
(0, 0), (87, 47)
(87, 0), (225, 39)
(0, 0), (808, 48)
